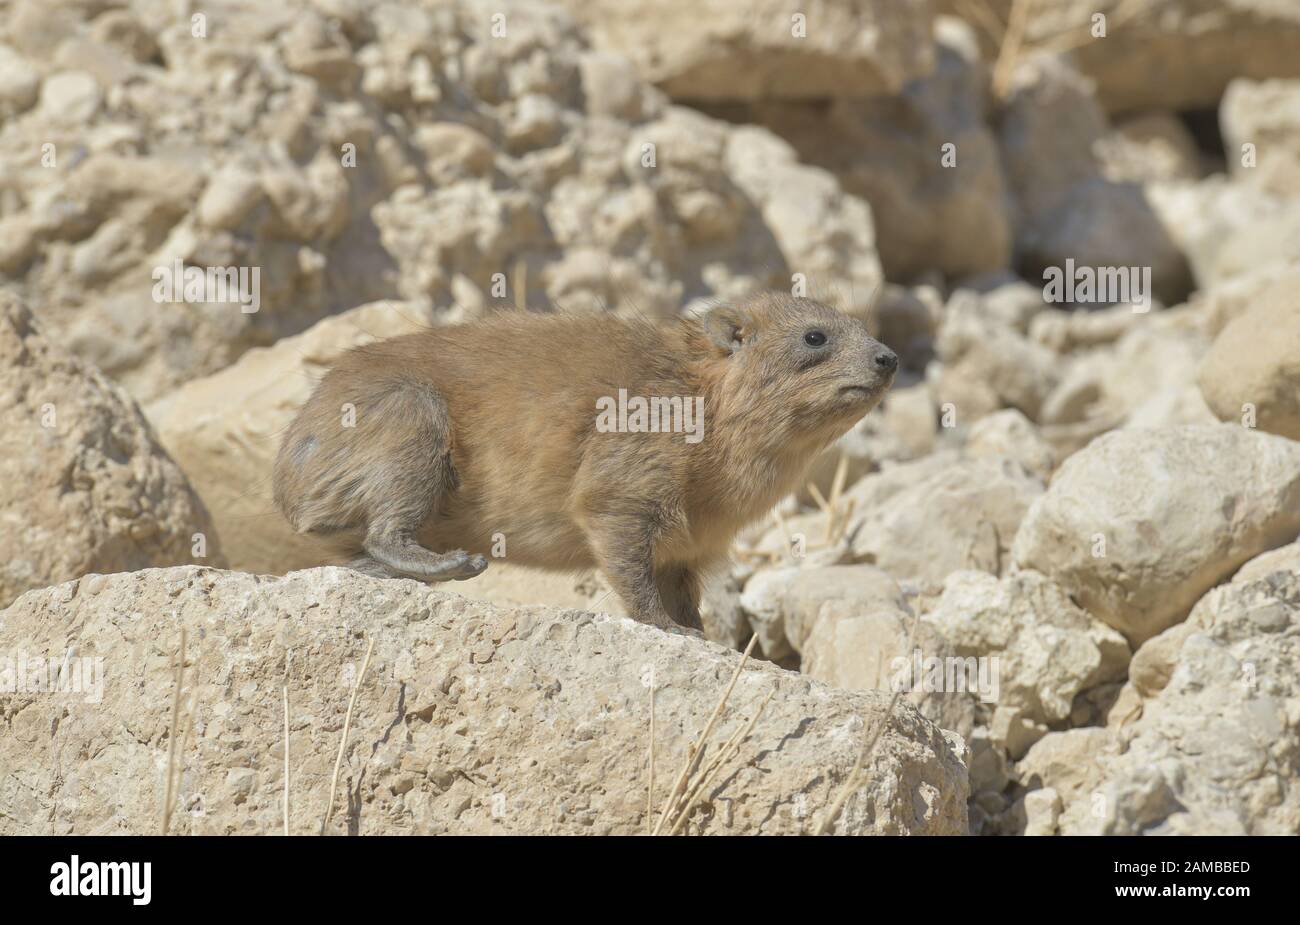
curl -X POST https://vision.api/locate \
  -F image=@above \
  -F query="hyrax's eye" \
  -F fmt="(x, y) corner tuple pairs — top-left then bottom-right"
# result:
(804, 330), (827, 347)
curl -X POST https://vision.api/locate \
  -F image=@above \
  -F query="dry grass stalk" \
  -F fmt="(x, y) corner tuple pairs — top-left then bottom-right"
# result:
(828, 453), (849, 508)
(807, 481), (832, 517)
(991, 0), (1037, 98)
(815, 609), (922, 835)
(975, 0), (1151, 98)
(652, 634), (759, 835)
(512, 259), (527, 311)
(954, 0), (1010, 46)
(814, 686), (906, 836)
(667, 684), (776, 836)
(321, 636), (376, 834)
(646, 675), (656, 836)
(825, 452), (850, 541)
(160, 626), (187, 835)
(282, 684), (291, 837)
(772, 506), (794, 553)
(1032, 0), (1148, 55)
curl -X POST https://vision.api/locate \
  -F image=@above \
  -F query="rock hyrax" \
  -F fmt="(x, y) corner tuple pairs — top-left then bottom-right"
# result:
(273, 292), (897, 631)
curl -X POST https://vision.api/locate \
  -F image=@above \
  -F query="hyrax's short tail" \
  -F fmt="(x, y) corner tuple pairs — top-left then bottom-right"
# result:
(272, 369), (487, 581)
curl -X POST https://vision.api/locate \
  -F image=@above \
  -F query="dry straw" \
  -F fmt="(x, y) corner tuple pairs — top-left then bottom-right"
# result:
(282, 684), (291, 837)
(815, 609), (922, 835)
(321, 636), (375, 834)
(160, 627), (186, 835)
(651, 634), (772, 835)
(952, 0), (1151, 99)
(646, 674), (656, 835)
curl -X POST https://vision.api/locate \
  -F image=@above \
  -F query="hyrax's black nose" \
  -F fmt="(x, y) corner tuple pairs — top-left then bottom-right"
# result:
(874, 348), (898, 372)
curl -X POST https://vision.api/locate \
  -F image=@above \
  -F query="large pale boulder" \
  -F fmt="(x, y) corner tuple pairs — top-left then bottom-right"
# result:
(965, 409), (1055, 481)
(740, 563), (906, 660)
(998, 55), (1189, 304)
(1012, 424), (1300, 645)
(722, 121), (884, 306)
(0, 567), (969, 835)
(1039, 309), (1210, 429)
(0, 43), (38, 115)
(556, 0), (934, 101)
(0, 294), (221, 607)
(1198, 275), (1300, 440)
(1144, 174), (1287, 291)
(848, 456), (1045, 592)
(1018, 570), (1300, 835)
(933, 289), (1061, 423)
(1232, 541), (1300, 585)
(725, 18), (1012, 280)
(1023, 0), (1300, 115)
(1095, 112), (1206, 184)
(924, 570), (1129, 732)
(1220, 77), (1300, 196)
(146, 301), (437, 574)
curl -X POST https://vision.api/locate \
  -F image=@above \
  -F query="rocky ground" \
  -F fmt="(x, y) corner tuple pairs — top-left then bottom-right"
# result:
(1, 0), (1299, 835)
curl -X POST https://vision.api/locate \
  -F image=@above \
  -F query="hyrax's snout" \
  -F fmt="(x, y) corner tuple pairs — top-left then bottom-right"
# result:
(832, 332), (897, 406)
(872, 345), (899, 373)
(854, 336), (898, 382)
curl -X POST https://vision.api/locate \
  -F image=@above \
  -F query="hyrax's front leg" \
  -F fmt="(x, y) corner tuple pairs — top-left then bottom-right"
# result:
(585, 514), (698, 633)
(655, 564), (704, 632)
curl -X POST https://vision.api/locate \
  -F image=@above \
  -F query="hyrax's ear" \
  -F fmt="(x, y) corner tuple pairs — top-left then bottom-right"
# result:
(703, 304), (755, 355)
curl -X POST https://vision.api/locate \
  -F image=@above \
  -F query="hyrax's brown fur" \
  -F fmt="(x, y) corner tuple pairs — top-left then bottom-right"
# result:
(273, 292), (897, 631)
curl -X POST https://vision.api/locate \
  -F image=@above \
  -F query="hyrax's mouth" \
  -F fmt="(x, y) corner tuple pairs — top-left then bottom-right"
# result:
(840, 379), (889, 397)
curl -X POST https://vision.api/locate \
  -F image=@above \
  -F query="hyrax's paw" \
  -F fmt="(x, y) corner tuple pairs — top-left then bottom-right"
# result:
(445, 551), (490, 581)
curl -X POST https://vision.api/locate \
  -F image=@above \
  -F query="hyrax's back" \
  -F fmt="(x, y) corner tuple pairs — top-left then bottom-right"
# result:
(273, 311), (686, 576)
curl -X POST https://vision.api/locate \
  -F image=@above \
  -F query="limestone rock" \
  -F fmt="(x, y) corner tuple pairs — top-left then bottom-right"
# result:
(798, 587), (976, 741)
(1012, 424), (1300, 645)
(1233, 541), (1300, 585)
(0, 567), (970, 835)
(848, 456), (1044, 592)
(739, 563), (908, 660)
(39, 70), (101, 122)
(1145, 171), (1300, 295)
(1019, 571), (1300, 834)
(998, 55), (1189, 304)
(934, 290), (1061, 422)
(0, 293), (222, 608)
(720, 18), (1012, 280)
(1039, 310), (1209, 429)
(1220, 78), (1300, 197)
(1198, 274), (1300, 440)
(878, 384), (938, 459)
(924, 570), (1130, 730)
(1043, 0), (1300, 112)
(1196, 261), (1300, 337)
(556, 0), (934, 101)
(1096, 112), (1206, 184)
(0, 44), (39, 115)
(1, 1), (884, 401)
(723, 121), (884, 308)
(965, 409), (1055, 481)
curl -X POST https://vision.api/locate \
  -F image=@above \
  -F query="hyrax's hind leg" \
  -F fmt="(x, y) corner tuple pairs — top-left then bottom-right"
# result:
(275, 375), (487, 583)
(356, 383), (487, 582)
